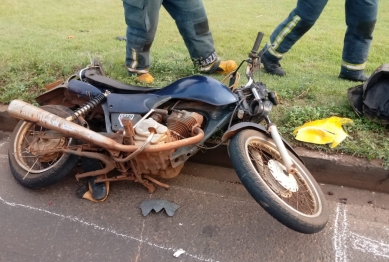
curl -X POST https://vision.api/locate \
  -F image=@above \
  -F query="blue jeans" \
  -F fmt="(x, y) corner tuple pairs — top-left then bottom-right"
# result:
(123, 0), (219, 73)
(263, 0), (379, 74)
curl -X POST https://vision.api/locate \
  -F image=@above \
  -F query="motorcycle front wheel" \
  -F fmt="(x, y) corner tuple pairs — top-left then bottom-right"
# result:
(228, 129), (329, 234)
(8, 105), (79, 189)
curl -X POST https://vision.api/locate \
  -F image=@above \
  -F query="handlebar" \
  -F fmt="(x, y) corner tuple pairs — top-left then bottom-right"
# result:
(250, 32), (264, 56)
(229, 32), (266, 86)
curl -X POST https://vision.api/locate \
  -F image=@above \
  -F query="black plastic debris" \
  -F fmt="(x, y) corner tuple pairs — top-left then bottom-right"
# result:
(140, 200), (180, 217)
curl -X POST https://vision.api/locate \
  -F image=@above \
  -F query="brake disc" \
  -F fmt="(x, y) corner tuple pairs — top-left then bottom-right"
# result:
(267, 159), (299, 193)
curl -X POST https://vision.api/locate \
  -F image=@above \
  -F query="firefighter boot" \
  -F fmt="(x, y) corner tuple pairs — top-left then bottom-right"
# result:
(339, 68), (369, 82)
(261, 54), (286, 77)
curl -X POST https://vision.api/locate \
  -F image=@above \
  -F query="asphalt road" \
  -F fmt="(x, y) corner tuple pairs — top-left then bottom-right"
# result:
(0, 134), (389, 262)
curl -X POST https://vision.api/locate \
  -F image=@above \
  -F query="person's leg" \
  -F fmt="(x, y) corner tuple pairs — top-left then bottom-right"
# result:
(163, 0), (236, 74)
(262, 0), (328, 76)
(339, 0), (379, 82)
(123, 0), (162, 83)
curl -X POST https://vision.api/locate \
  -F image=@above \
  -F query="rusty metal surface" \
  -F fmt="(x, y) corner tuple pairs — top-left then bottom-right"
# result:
(7, 100), (204, 154)
(8, 100), (207, 191)
(166, 111), (203, 139)
(35, 85), (75, 107)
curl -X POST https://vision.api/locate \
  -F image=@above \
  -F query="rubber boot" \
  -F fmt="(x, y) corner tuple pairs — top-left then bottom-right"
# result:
(339, 68), (369, 82)
(261, 54), (286, 76)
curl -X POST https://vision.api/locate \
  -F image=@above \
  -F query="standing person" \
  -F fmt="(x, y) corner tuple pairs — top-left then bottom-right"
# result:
(123, 0), (237, 84)
(261, 0), (379, 82)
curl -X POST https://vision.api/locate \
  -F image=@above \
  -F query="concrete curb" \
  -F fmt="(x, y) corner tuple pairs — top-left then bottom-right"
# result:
(186, 144), (389, 194)
(1, 105), (388, 194)
(0, 105), (19, 133)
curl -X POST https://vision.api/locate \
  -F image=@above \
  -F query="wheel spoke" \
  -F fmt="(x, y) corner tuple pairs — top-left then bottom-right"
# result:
(13, 121), (68, 175)
(23, 157), (40, 180)
(248, 141), (316, 215)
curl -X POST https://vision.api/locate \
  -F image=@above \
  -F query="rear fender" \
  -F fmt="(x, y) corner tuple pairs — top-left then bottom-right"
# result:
(35, 83), (88, 107)
(35, 84), (72, 107)
(222, 122), (303, 163)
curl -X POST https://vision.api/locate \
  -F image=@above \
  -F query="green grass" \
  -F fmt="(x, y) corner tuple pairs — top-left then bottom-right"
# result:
(1, 0), (389, 166)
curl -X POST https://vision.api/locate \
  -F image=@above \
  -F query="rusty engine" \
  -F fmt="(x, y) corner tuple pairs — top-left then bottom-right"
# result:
(130, 110), (203, 182)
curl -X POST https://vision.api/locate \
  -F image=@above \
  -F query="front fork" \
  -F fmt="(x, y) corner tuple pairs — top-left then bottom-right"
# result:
(267, 122), (295, 174)
(236, 83), (296, 174)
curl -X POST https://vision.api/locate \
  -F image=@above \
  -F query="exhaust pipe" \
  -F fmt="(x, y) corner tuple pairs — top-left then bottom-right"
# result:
(8, 100), (204, 153)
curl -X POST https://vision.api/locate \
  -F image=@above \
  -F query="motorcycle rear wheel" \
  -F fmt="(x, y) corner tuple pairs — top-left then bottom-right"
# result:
(229, 129), (329, 234)
(8, 105), (79, 189)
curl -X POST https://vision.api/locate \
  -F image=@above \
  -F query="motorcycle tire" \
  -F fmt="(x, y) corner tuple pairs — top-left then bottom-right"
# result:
(8, 105), (79, 189)
(228, 129), (329, 234)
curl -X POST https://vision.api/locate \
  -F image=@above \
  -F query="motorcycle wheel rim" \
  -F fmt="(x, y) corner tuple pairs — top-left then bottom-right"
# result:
(13, 121), (70, 174)
(245, 136), (322, 217)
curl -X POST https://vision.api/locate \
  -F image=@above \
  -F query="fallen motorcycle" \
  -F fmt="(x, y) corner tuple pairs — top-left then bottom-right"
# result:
(7, 32), (329, 234)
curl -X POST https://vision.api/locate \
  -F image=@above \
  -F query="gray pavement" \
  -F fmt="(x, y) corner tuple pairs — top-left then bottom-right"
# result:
(1, 135), (389, 262)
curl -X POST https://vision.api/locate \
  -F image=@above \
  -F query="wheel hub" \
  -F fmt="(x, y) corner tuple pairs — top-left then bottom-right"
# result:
(268, 160), (299, 192)
(31, 137), (66, 162)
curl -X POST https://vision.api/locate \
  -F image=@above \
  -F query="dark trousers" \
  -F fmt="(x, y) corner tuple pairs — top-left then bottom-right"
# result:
(264, 0), (379, 73)
(123, 0), (218, 73)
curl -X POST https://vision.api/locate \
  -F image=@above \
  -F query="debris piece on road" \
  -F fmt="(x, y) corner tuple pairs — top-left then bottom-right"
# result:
(339, 198), (348, 204)
(173, 249), (186, 258)
(140, 199), (179, 217)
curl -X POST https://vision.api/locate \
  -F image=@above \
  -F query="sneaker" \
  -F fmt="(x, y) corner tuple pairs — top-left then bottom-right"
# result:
(213, 60), (238, 74)
(261, 54), (286, 76)
(339, 72), (369, 82)
(201, 60), (238, 74)
(137, 73), (154, 84)
(128, 68), (154, 84)
(87, 177), (107, 201)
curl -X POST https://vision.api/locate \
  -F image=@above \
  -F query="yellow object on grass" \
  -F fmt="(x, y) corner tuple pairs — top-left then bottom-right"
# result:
(293, 116), (353, 148)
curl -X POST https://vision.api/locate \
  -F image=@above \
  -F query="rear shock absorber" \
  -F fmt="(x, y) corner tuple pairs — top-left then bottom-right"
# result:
(66, 90), (111, 122)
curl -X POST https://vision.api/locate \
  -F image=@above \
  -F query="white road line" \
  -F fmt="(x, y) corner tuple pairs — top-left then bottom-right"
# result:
(171, 185), (254, 205)
(0, 195), (219, 262)
(334, 202), (389, 261)
(333, 203), (348, 262)
(350, 232), (389, 259)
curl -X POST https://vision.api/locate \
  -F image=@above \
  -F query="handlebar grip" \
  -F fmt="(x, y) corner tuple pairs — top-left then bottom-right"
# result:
(251, 32), (264, 54)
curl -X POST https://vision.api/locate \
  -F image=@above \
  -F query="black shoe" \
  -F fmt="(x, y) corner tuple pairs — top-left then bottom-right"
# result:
(339, 73), (369, 82)
(261, 54), (286, 76)
(87, 177), (107, 200)
(81, 157), (107, 200)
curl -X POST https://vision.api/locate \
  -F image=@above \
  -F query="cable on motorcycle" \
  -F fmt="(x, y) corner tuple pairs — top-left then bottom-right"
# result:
(222, 71), (241, 90)
(227, 95), (252, 129)
(196, 140), (226, 150)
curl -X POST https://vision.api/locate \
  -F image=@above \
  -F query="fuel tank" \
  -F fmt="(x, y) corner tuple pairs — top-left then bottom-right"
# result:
(155, 75), (237, 106)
